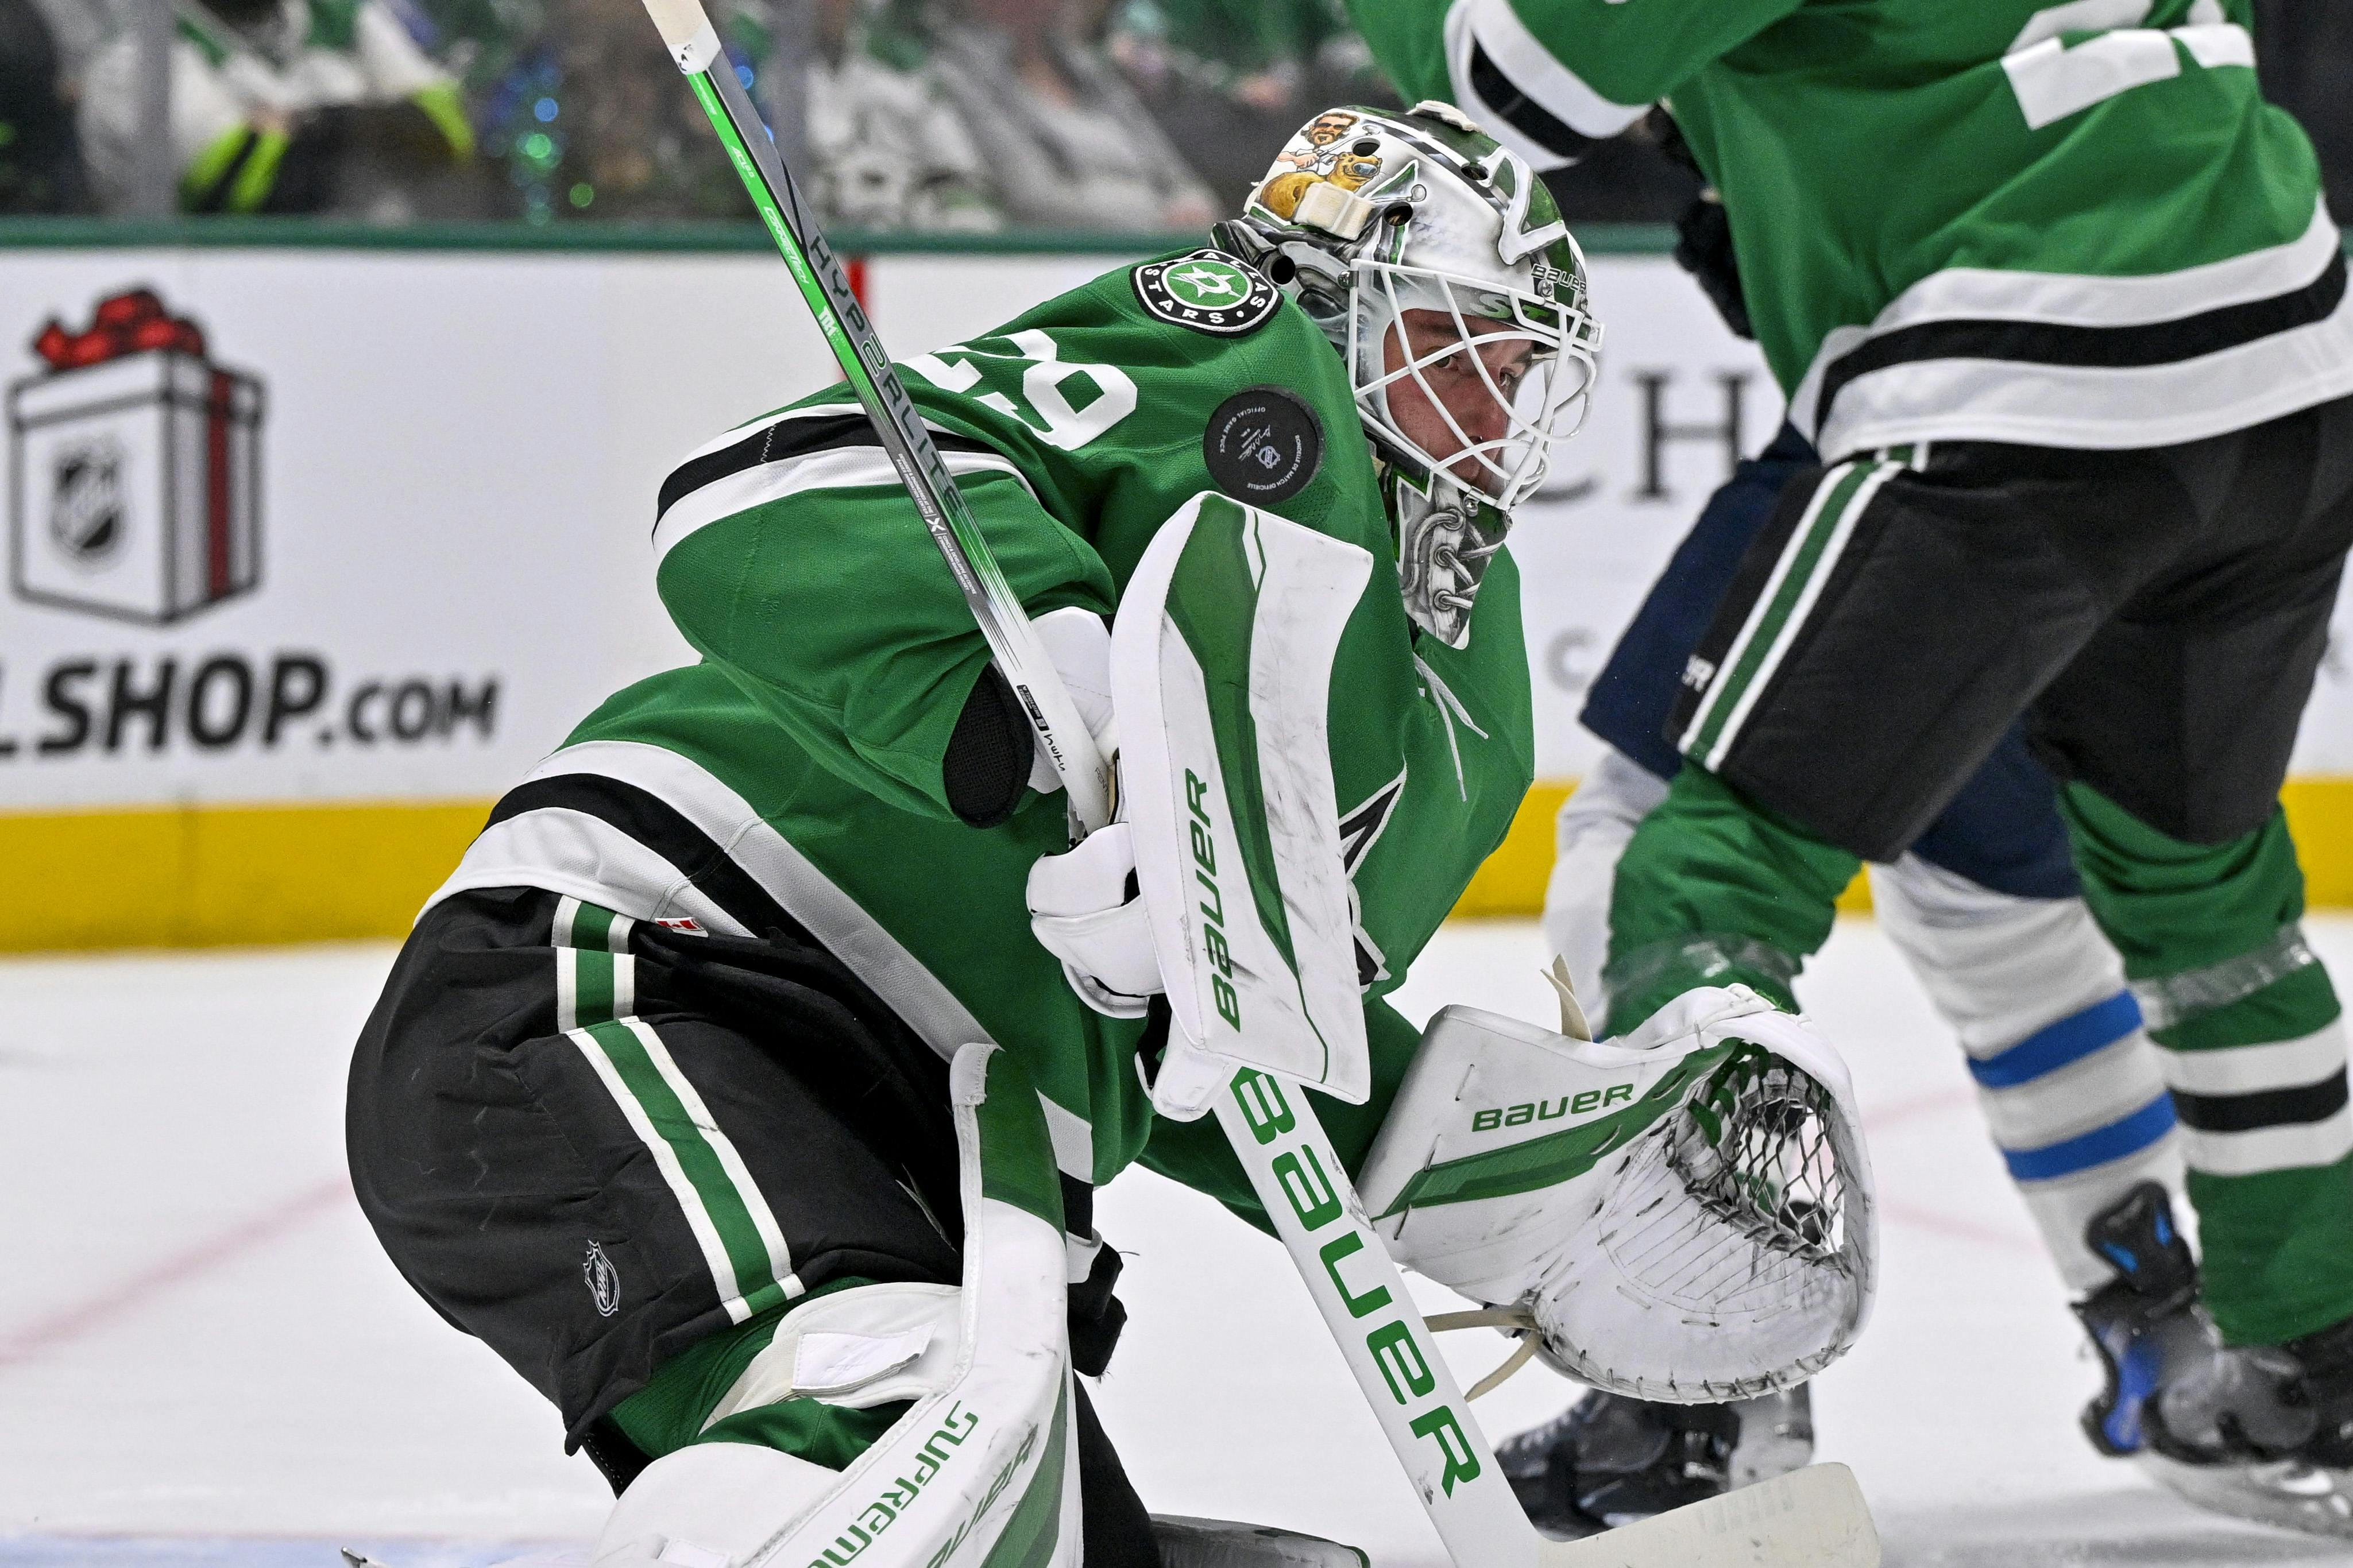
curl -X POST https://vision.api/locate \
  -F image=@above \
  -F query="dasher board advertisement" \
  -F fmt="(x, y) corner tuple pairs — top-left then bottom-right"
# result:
(0, 241), (2345, 942)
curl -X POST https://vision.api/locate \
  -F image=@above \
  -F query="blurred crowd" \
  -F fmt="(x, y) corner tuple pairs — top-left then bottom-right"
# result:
(0, 0), (1390, 225)
(2, 0), (2351, 230)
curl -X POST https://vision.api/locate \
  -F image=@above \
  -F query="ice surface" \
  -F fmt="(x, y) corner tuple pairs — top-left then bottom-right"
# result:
(5, 920), (2352, 1567)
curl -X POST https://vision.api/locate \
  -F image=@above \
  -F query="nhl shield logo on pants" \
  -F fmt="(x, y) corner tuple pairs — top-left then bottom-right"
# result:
(585, 1240), (622, 1317)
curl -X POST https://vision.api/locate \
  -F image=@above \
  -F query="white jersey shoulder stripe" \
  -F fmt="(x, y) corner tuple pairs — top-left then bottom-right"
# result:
(673, 401), (866, 467)
(655, 446), (1037, 566)
(1446, 0), (1648, 152)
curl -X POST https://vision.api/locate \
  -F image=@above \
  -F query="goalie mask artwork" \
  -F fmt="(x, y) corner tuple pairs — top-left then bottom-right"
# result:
(1218, 102), (1602, 648)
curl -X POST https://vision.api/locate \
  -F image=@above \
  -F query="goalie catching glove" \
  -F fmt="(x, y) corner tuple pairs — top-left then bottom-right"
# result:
(1359, 979), (1879, 1403)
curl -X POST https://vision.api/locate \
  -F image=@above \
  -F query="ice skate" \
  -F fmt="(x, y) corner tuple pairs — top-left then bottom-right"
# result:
(1495, 1385), (1813, 1539)
(2141, 1311), (2353, 1537)
(2074, 1182), (2353, 1537)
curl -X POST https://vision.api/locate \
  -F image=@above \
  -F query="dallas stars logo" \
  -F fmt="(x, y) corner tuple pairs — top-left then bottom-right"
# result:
(1132, 249), (1280, 337)
(1167, 262), (1249, 307)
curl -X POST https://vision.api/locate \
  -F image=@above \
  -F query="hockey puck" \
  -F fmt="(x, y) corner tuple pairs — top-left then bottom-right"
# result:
(1203, 386), (1323, 506)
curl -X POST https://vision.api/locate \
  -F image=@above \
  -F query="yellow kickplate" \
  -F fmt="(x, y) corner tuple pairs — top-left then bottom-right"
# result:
(0, 799), (491, 951)
(1, 778), (2348, 951)
(1456, 777), (2353, 923)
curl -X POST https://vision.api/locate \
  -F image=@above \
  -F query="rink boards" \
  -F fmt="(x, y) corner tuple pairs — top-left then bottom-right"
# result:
(0, 229), (2348, 948)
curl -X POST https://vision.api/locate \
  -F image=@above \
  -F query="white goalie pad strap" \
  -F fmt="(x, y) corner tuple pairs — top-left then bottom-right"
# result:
(1112, 492), (1375, 1116)
(593, 1043), (1076, 1568)
(1359, 987), (1879, 1403)
(700, 1282), (964, 1430)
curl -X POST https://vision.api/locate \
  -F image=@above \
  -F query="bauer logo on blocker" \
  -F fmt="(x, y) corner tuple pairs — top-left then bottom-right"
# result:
(9, 287), (264, 625)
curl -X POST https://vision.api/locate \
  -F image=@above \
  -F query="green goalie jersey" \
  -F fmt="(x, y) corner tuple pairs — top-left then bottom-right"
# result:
(1351, 0), (2352, 460)
(426, 250), (1535, 1195)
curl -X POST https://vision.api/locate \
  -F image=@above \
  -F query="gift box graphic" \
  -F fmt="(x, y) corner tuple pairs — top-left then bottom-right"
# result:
(9, 288), (264, 624)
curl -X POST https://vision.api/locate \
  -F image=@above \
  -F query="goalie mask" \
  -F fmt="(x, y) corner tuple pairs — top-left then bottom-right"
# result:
(1217, 102), (1602, 648)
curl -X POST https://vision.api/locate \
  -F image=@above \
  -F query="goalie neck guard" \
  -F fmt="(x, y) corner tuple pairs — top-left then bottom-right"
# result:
(1215, 101), (1602, 648)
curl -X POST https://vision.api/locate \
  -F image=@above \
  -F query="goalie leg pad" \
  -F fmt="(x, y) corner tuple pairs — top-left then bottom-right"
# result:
(592, 1043), (1078, 1568)
(1358, 987), (1877, 1403)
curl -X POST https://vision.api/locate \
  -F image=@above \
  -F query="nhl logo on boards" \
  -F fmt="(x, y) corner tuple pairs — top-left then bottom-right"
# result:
(1132, 250), (1279, 336)
(51, 439), (125, 563)
(584, 1240), (621, 1317)
(1204, 385), (1323, 505)
(9, 286), (263, 625)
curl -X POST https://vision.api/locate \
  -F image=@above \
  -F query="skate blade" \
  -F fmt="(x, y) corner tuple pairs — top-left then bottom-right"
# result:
(1540, 1462), (1879, 1568)
(2141, 1453), (2353, 1539)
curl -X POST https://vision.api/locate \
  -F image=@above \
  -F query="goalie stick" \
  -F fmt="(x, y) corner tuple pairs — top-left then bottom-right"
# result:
(630, 9), (1881, 1565)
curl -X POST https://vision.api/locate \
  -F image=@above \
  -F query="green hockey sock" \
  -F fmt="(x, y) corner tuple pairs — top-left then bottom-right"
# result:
(1601, 765), (1858, 1034)
(2062, 785), (2353, 1345)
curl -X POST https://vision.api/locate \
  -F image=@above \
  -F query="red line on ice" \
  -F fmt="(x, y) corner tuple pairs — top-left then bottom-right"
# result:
(0, 1178), (353, 1370)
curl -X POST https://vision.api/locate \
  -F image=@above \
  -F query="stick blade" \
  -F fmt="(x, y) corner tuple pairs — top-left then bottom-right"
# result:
(1540, 1464), (1880, 1568)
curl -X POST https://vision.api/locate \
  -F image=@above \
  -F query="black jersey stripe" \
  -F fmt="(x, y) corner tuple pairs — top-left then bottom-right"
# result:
(1815, 250), (2350, 439)
(487, 772), (821, 945)
(2172, 1070), (2350, 1135)
(1466, 41), (1598, 164)
(656, 412), (998, 525)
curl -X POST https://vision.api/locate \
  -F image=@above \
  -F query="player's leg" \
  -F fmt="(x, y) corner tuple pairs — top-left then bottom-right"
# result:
(1867, 749), (2211, 1472)
(1585, 435), (2220, 1527)
(346, 888), (1154, 1567)
(2040, 396), (2353, 1339)
(1549, 420), (1819, 1016)
(2027, 401), (2353, 1507)
(1544, 750), (1668, 1011)
(1980, 399), (2353, 1527)
(1868, 735), (2181, 1295)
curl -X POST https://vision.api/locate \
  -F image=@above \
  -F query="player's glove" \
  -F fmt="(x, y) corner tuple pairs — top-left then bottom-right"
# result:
(1019, 607), (1164, 1017)
(1027, 822), (1164, 1018)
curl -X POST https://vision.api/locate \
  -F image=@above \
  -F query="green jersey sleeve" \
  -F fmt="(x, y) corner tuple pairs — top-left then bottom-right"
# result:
(648, 249), (1381, 826)
(1345, 0), (1803, 166)
(654, 452), (1114, 824)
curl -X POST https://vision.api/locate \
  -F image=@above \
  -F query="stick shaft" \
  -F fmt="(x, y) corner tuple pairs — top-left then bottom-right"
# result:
(1215, 1073), (1541, 1568)
(679, 39), (1112, 830)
